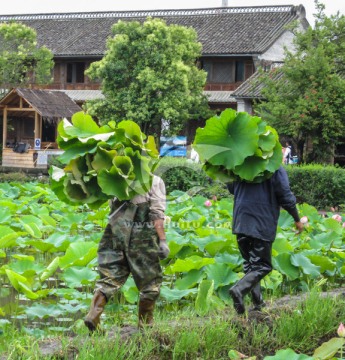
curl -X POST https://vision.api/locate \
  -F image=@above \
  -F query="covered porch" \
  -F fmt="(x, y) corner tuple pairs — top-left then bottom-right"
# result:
(1, 88), (81, 169)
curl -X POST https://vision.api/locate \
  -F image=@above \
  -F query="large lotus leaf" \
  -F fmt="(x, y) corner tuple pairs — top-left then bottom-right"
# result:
(204, 239), (234, 257)
(175, 269), (205, 290)
(65, 157), (88, 182)
(5, 269), (39, 300)
(112, 155), (134, 177)
(290, 253), (321, 277)
(48, 167), (76, 206)
(160, 286), (197, 301)
(97, 166), (135, 200)
(261, 269), (283, 290)
(265, 143), (283, 173)
(58, 138), (98, 164)
(232, 155), (268, 182)
(0, 226), (18, 248)
(313, 337), (345, 360)
(307, 254), (336, 273)
(57, 118), (74, 142)
(117, 120), (144, 148)
(265, 348), (314, 360)
(205, 263), (238, 289)
(273, 253), (300, 280)
(145, 135), (159, 158)
(105, 128), (127, 147)
(64, 176), (89, 202)
(273, 234), (294, 253)
(40, 257), (60, 282)
(164, 255), (215, 275)
(298, 203), (320, 222)
(64, 112), (104, 138)
(61, 266), (98, 288)
(91, 147), (117, 171)
(121, 277), (139, 304)
(258, 126), (278, 152)
(193, 109), (259, 169)
(59, 241), (97, 269)
(203, 163), (236, 182)
(195, 279), (214, 315)
(123, 148), (154, 195)
(25, 304), (65, 319)
(22, 222), (42, 239)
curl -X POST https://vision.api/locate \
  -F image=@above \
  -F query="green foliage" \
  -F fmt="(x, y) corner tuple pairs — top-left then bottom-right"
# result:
(0, 22), (53, 87)
(255, 2), (345, 163)
(50, 112), (159, 205)
(194, 109), (283, 182)
(155, 156), (209, 193)
(286, 164), (345, 209)
(85, 17), (211, 135)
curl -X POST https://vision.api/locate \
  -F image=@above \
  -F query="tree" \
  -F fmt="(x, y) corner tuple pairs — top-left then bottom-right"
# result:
(0, 22), (53, 88)
(255, 1), (345, 163)
(85, 17), (211, 136)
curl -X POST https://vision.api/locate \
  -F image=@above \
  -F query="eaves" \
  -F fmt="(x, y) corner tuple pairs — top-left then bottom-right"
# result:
(202, 53), (260, 58)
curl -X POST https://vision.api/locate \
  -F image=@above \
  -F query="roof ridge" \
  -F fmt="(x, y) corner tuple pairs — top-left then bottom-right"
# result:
(0, 5), (296, 21)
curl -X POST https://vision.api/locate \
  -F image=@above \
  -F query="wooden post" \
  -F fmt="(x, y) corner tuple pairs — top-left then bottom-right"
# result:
(34, 111), (40, 140)
(2, 106), (7, 149)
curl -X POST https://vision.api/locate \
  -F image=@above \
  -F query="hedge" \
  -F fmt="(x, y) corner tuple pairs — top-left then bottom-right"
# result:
(285, 164), (345, 210)
(1, 159), (344, 209)
(157, 159), (345, 209)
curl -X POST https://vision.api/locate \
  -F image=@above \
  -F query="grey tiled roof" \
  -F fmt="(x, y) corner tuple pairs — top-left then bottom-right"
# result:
(0, 6), (308, 57)
(57, 90), (104, 101)
(232, 67), (284, 99)
(59, 89), (234, 104)
(204, 91), (236, 103)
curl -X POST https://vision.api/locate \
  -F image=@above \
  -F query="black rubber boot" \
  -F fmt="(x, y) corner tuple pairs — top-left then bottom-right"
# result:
(229, 271), (262, 315)
(250, 283), (266, 311)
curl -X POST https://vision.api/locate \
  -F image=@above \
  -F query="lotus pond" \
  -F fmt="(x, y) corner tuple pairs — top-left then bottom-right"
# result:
(1, 181), (345, 337)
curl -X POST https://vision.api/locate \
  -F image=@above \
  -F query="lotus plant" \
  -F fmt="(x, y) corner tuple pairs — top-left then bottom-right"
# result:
(49, 112), (159, 208)
(193, 109), (283, 183)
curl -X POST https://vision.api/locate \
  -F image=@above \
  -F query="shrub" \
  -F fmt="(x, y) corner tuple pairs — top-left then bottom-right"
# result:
(286, 164), (345, 209)
(156, 157), (208, 192)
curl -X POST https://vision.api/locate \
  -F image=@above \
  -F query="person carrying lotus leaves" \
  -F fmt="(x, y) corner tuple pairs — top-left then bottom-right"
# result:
(228, 166), (304, 315)
(192, 108), (304, 316)
(84, 175), (170, 332)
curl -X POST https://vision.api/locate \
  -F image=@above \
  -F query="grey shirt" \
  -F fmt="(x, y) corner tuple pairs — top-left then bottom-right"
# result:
(131, 175), (166, 220)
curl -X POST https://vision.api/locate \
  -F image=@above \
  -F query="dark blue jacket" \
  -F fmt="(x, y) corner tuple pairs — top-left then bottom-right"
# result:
(228, 166), (299, 242)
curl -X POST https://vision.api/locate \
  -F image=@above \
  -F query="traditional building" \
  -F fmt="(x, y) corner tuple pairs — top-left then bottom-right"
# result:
(0, 5), (309, 168)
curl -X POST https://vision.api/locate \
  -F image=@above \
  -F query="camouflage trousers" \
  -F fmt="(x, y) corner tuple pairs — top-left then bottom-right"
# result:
(95, 222), (163, 302)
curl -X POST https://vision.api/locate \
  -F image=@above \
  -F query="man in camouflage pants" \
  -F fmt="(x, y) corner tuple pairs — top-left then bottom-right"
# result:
(84, 175), (169, 332)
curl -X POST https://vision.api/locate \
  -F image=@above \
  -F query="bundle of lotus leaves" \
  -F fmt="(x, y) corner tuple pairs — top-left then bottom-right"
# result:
(193, 109), (283, 183)
(49, 112), (159, 208)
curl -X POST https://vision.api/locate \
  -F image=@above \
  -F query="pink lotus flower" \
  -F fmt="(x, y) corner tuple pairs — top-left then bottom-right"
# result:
(332, 214), (342, 222)
(338, 323), (345, 338)
(204, 200), (212, 207)
(342, 222), (345, 228)
(212, 195), (217, 202)
(300, 216), (308, 224)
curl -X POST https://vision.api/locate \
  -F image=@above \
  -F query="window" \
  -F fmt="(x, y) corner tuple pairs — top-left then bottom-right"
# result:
(203, 60), (234, 83)
(235, 61), (245, 82)
(66, 62), (85, 83)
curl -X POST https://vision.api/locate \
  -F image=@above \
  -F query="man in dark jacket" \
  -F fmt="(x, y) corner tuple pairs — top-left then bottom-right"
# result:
(228, 166), (303, 314)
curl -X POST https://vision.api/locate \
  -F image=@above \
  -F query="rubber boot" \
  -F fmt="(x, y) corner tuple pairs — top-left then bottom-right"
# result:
(84, 290), (107, 332)
(250, 283), (266, 311)
(138, 299), (155, 328)
(229, 272), (262, 315)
